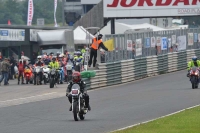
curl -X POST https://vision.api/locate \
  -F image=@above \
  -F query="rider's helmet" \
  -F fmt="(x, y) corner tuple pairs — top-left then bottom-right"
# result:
(74, 51), (78, 56)
(52, 56), (56, 62)
(19, 59), (23, 64)
(77, 51), (82, 57)
(72, 71), (81, 83)
(56, 52), (61, 57)
(59, 54), (63, 58)
(37, 56), (42, 60)
(192, 56), (197, 62)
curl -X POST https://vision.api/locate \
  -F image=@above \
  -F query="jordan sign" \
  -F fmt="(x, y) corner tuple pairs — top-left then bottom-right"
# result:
(103, 0), (200, 17)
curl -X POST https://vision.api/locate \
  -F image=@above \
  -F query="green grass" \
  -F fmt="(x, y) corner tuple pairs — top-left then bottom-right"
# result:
(112, 106), (200, 133)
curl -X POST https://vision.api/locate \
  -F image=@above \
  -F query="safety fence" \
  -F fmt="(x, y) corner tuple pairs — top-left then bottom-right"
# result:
(84, 49), (200, 90)
(102, 28), (200, 63)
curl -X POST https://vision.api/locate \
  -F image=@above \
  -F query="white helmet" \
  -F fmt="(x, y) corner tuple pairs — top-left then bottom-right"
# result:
(37, 56), (42, 59)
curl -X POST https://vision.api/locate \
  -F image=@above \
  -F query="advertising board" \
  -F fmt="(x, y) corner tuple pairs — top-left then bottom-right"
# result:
(0, 29), (25, 41)
(103, 0), (200, 18)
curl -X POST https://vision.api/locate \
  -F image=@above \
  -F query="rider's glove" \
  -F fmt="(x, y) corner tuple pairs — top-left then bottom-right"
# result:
(66, 92), (69, 97)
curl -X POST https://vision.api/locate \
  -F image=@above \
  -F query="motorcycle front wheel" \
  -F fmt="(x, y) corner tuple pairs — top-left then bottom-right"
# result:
(73, 101), (79, 121)
(49, 78), (54, 88)
(36, 76), (40, 85)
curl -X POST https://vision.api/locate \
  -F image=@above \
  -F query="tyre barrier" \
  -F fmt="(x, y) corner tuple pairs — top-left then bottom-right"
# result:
(83, 49), (200, 90)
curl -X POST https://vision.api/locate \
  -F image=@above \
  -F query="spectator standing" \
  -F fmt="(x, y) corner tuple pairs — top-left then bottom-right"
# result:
(0, 58), (11, 86)
(132, 42), (135, 59)
(9, 54), (16, 79)
(174, 44), (178, 52)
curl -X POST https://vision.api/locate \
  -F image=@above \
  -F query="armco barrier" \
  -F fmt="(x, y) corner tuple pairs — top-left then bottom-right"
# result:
(83, 49), (200, 90)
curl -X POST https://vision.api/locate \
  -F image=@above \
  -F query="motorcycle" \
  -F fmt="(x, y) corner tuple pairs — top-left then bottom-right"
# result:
(49, 68), (60, 88)
(34, 66), (43, 85)
(24, 66), (33, 84)
(71, 84), (88, 121)
(43, 66), (50, 84)
(74, 58), (82, 72)
(189, 66), (199, 89)
(66, 62), (74, 83)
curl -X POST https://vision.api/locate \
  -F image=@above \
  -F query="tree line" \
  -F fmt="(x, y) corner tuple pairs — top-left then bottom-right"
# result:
(0, 0), (63, 25)
(0, 0), (199, 26)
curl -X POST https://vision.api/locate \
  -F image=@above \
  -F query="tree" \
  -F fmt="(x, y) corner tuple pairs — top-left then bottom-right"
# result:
(0, 0), (63, 25)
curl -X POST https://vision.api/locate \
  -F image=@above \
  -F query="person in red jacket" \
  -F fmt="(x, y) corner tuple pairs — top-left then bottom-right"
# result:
(18, 60), (25, 85)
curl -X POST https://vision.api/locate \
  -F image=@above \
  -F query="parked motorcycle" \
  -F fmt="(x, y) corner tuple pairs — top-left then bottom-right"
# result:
(189, 66), (199, 89)
(66, 62), (74, 83)
(71, 84), (88, 121)
(49, 68), (60, 88)
(43, 66), (50, 84)
(74, 58), (82, 72)
(24, 66), (33, 84)
(34, 66), (43, 85)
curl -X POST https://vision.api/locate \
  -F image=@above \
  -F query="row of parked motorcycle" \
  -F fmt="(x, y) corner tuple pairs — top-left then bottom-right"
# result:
(17, 60), (83, 88)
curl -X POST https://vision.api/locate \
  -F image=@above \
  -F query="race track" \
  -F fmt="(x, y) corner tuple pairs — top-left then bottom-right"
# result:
(0, 70), (200, 133)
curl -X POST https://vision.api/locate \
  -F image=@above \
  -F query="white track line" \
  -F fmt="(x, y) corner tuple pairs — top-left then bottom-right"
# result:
(0, 92), (57, 103)
(109, 104), (200, 133)
(0, 92), (64, 108)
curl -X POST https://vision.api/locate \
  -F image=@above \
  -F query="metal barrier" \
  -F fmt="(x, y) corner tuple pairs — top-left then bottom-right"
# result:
(84, 49), (200, 90)
(102, 28), (200, 63)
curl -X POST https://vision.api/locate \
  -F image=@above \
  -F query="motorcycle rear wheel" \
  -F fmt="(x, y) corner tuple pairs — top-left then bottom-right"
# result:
(79, 113), (85, 120)
(26, 79), (29, 84)
(192, 84), (195, 89)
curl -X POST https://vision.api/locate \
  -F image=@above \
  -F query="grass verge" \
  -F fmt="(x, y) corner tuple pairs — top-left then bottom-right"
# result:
(112, 106), (200, 133)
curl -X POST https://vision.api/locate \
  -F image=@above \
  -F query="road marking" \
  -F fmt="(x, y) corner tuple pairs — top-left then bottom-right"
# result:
(0, 92), (64, 108)
(0, 70), (185, 108)
(109, 104), (200, 133)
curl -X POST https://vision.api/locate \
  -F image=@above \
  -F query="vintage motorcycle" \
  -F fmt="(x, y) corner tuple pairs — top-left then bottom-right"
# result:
(66, 62), (74, 83)
(24, 66), (33, 84)
(43, 65), (50, 84)
(71, 84), (88, 121)
(49, 68), (60, 88)
(189, 66), (199, 89)
(74, 58), (82, 72)
(34, 66), (43, 85)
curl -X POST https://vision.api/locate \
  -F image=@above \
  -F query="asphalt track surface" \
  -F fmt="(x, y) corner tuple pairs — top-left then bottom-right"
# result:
(0, 71), (200, 133)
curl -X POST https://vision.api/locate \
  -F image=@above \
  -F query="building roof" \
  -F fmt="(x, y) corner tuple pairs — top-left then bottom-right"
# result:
(100, 22), (166, 35)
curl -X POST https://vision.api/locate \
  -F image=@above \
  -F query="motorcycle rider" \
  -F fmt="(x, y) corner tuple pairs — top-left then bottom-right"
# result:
(48, 56), (60, 83)
(56, 52), (61, 61)
(34, 56), (44, 85)
(66, 71), (91, 111)
(74, 51), (83, 62)
(43, 55), (51, 65)
(187, 56), (200, 77)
